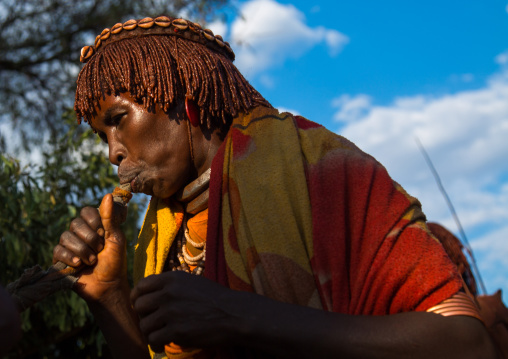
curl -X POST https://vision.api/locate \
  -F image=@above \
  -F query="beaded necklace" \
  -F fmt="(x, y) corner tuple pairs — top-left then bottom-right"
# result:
(166, 168), (211, 276)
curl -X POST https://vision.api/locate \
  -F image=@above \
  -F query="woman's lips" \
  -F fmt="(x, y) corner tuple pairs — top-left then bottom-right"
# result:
(130, 176), (139, 192)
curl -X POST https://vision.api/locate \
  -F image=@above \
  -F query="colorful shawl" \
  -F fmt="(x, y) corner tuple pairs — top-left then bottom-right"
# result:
(134, 106), (462, 357)
(205, 106), (461, 315)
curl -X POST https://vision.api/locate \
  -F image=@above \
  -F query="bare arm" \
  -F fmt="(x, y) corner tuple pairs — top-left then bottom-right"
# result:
(87, 285), (148, 359)
(53, 194), (149, 359)
(132, 272), (498, 359)
(229, 289), (497, 359)
(0, 285), (21, 357)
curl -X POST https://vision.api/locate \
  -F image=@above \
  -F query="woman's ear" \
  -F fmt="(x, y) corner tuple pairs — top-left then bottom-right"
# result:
(185, 97), (200, 127)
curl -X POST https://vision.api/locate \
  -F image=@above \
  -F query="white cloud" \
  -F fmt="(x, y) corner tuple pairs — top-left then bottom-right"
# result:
(324, 30), (348, 56)
(472, 223), (508, 296)
(230, 0), (349, 77)
(337, 73), (508, 186)
(495, 50), (508, 66)
(277, 107), (300, 116)
(332, 94), (372, 123)
(206, 19), (228, 40)
(333, 67), (508, 298)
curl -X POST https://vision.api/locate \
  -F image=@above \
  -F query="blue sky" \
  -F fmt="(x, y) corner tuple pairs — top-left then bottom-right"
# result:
(209, 0), (508, 300)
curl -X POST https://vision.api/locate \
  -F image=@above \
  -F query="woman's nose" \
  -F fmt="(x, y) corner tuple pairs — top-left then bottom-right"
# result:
(108, 139), (125, 166)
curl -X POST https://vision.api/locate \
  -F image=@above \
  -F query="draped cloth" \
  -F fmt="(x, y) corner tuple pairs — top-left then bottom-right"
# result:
(134, 197), (184, 286)
(134, 106), (462, 357)
(205, 106), (461, 315)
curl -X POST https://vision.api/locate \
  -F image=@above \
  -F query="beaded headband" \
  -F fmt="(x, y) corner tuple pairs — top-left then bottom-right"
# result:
(79, 16), (235, 63)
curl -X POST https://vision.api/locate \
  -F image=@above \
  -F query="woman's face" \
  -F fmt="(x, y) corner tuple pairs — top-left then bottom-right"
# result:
(90, 93), (193, 199)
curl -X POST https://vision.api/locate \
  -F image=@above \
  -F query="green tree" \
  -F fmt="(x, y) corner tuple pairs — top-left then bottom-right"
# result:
(0, 0), (229, 149)
(0, 113), (148, 358)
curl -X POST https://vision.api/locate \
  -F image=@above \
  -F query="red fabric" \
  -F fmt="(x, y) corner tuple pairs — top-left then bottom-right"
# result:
(206, 139), (228, 287)
(307, 147), (459, 314)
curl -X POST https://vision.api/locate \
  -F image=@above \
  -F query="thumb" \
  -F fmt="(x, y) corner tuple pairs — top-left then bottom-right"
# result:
(99, 193), (127, 245)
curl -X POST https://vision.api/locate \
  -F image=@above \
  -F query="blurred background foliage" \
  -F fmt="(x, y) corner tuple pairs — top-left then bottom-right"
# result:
(0, 0), (231, 357)
(0, 114), (146, 357)
(0, 114), (147, 358)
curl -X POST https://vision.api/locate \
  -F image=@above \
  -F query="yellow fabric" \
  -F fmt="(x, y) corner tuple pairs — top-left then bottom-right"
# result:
(219, 107), (321, 307)
(135, 198), (208, 359)
(134, 197), (183, 359)
(134, 197), (184, 286)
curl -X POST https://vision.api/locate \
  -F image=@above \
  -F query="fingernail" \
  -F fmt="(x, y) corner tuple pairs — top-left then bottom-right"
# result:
(89, 255), (97, 264)
(72, 257), (81, 264)
(97, 228), (105, 237)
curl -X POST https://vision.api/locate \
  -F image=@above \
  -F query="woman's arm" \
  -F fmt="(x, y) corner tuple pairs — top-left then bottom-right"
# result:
(53, 194), (149, 359)
(132, 271), (497, 359)
(0, 285), (21, 357)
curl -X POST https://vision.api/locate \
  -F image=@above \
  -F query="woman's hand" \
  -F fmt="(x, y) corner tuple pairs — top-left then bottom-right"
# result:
(52, 194), (129, 303)
(131, 271), (243, 353)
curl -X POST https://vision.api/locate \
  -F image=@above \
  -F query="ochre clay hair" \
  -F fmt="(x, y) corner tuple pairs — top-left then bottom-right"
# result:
(75, 16), (271, 134)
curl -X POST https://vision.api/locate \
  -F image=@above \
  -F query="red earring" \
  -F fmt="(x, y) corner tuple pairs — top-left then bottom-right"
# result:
(185, 97), (200, 127)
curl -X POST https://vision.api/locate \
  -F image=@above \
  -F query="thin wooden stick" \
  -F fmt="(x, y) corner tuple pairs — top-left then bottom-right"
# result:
(415, 137), (487, 294)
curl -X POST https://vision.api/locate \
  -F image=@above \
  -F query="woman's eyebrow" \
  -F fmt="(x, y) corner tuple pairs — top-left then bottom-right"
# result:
(100, 106), (124, 125)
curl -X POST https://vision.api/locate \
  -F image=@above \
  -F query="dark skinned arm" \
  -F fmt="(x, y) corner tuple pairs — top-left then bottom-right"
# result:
(131, 271), (498, 359)
(87, 285), (149, 359)
(0, 284), (21, 357)
(53, 194), (149, 359)
(232, 289), (497, 359)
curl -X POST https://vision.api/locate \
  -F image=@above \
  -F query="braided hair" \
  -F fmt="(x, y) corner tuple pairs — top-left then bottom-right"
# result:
(75, 16), (271, 134)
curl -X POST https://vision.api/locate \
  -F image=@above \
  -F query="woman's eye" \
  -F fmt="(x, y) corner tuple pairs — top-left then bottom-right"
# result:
(104, 113), (126, 127)
(112, 114), (125, 126)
